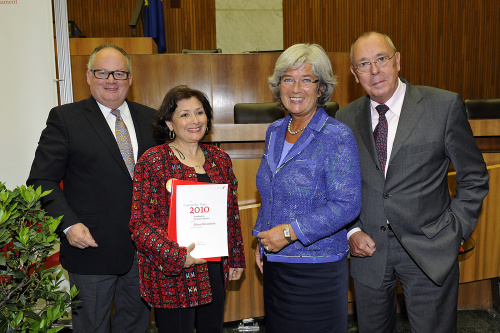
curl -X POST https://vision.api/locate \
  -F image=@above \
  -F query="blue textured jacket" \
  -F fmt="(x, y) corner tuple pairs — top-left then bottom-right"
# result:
(253, 108), (362, 263)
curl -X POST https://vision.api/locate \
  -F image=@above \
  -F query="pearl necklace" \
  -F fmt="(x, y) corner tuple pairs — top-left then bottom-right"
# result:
(287, 118), (307, 135)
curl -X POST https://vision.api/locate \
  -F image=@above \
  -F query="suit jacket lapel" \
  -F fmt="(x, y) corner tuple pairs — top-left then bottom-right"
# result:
(389, 81), (424, 165)
(267, 118), (287, 174)
(84, 97), (132, 179)
(355, 97), (381, 170)
(269, 109), (328, 173)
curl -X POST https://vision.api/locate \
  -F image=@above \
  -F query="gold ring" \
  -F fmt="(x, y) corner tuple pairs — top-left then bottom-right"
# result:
(265, 245), (269, 251)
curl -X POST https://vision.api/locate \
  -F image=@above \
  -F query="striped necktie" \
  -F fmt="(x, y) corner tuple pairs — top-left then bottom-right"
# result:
(111, 108), (134, 178)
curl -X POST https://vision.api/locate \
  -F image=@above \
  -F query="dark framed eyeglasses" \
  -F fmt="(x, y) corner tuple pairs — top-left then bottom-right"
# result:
(90, 69), (130, 80)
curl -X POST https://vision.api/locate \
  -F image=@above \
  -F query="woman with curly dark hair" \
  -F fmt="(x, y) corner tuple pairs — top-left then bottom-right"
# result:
(130, 85), (245, 333)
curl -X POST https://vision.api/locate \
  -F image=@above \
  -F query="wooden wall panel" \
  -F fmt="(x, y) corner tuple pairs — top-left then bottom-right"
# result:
(164, 0), (216, 53)
(224, 159), (265, 322)
(70, 52), (364, 121)
(283, 0), (500, 101)
(67, 0), (216, 54)
(455, 165), (500, 283)
(67, 0), (141, 38)
(67, 0), (499, 99)
(211, 54), (279, 123)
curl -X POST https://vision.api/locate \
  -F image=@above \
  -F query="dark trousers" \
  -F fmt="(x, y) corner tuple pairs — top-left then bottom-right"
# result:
(354, 230), (459, 333)
(154, 262), (225, 333)
(69, 255), (151, 333)
(263, 257), (349, 333)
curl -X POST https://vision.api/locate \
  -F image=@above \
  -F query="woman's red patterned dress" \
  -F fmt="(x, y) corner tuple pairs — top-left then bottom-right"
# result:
(130, 143), (245, 308)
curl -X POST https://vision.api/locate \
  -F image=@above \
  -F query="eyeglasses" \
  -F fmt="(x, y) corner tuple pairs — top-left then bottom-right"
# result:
(353, 53), (396, 74)
(280, 77), (319, 88)
(90, 69), (130, 80)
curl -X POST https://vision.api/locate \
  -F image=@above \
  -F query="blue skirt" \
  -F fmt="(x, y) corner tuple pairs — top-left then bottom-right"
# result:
(263, 257), (348, 333)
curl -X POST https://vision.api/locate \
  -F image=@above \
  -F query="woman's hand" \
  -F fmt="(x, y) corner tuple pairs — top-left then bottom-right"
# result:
(183, 243), (207, 268)
(257, 223), (296, 253)
(229, 268), (244, 280)
(255, 245), (263, 274)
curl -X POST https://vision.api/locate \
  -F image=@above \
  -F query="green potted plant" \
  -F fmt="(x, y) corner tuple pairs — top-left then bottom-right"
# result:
(0, 183), (77, 332)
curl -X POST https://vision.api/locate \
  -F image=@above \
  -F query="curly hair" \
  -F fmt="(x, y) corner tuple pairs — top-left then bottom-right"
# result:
(153, 85), (214, 141)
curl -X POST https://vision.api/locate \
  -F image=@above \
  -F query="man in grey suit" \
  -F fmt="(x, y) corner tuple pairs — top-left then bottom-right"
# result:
(28, 44), (156, 332)
(336, 32), (489, 332)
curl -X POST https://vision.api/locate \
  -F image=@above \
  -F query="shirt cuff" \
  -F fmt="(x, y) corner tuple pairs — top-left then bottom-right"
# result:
(347, 227), (362, 239)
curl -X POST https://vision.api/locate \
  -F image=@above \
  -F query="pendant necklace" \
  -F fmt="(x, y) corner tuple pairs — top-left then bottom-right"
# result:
(170, 145), (204, 168)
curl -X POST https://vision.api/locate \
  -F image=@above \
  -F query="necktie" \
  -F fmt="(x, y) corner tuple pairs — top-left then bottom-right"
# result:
(374, 104), (389, 173)
(111, 109), (134, 178)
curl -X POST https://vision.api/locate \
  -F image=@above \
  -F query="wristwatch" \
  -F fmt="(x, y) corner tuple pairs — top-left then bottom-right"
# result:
(283, 223), (293, 243)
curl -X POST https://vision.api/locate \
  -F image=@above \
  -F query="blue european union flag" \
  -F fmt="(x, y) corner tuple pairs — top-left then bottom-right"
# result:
(144, 0), (166, 53)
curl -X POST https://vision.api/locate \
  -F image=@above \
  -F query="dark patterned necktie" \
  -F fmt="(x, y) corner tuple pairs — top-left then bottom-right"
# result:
(111, 109), (134, 178)
(374, 104), (389, 173)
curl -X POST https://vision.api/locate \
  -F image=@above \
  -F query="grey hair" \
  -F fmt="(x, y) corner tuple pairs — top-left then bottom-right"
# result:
(268, 43), (337, 109)
(87, 43), (132, 73)
(350, 32), (397, 64)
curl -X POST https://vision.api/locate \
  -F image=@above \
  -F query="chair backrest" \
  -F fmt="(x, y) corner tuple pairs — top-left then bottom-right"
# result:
(181, 49), (222, 54)
(324, 101), (339, 118)
(464, 99), (500, 119)
(234, 102), (283, 124)
(233, 101), (340, 124)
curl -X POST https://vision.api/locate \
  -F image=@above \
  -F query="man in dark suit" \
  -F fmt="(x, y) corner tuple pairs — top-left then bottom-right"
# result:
(336, 32), (489, 332)
(27, 44), (157, 332)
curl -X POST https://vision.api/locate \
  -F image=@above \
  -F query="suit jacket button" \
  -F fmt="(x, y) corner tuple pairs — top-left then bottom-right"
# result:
(380, 226), (387, 231)
(383, 193), (389, 199)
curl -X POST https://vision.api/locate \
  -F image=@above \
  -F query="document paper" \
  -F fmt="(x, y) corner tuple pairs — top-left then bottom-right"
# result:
(171, 180), (229, 259)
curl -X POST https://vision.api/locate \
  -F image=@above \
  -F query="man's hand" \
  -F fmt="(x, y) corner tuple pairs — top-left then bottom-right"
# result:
(183, 243), (207, 268)
(66, 223), (98, 249)
(349, 231), (376, 257)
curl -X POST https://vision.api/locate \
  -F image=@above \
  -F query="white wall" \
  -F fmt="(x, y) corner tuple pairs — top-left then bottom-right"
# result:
(0, 0), (58, 189)
(216, 0), (283, 53)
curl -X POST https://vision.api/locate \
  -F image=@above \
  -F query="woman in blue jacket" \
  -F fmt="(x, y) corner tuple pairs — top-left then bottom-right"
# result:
(253, 43), (362, 333)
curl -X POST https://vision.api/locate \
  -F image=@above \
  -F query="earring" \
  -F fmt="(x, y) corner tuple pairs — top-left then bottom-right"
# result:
(169, 131), (175, 140)
(205, 127), (209, 135)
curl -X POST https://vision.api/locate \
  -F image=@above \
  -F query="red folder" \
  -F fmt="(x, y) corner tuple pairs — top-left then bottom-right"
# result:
(167, 179), (221, 261)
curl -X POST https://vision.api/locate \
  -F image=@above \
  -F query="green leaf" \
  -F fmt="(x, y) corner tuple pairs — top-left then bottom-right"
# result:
(0, 182), (76, 332)
(38, 318), (47, 330)
(12, 311), (23, 326)
(40, 188), (52, 198)
(23, 311), (41, 321)
(48, 326), (65, 333)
